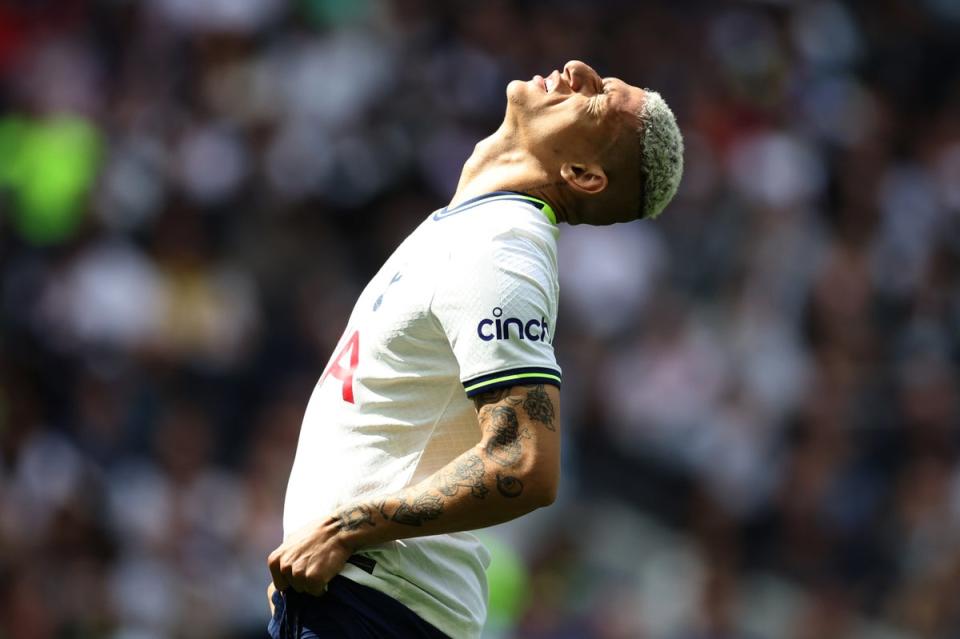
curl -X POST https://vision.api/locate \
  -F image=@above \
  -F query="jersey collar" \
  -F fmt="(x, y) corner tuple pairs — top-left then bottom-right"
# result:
(434, 191), (557, 225)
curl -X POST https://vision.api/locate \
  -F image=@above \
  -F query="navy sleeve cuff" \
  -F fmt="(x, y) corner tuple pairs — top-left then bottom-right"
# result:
(462, 367), (562, 398)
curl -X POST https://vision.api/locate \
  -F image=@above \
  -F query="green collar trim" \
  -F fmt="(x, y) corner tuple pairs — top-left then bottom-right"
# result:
(434, 191), (558, 225)
(511, 194), (557, 225)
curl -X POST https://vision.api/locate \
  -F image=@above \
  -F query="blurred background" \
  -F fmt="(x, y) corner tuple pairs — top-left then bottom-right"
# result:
(1, 0), (959, 637)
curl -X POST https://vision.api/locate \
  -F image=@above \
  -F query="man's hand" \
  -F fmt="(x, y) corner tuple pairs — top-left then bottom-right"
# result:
(267, 518), (354, 596)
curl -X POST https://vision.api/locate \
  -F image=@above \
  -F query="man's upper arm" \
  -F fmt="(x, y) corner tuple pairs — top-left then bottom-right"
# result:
(472, 383), (561, 503)
(432, 230), (562, 401)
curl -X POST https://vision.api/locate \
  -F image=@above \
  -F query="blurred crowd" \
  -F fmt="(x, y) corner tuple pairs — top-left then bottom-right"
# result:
(1, 0), (959, 637)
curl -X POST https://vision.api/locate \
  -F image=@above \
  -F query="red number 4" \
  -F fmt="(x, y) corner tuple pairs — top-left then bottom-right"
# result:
(320, 330), (360, 403)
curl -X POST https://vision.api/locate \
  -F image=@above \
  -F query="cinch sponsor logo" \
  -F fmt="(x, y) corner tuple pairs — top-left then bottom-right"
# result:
(477, 307), (549, 342)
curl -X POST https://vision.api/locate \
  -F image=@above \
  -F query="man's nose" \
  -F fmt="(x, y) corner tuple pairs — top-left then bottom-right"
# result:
(563, 60), (602, 94)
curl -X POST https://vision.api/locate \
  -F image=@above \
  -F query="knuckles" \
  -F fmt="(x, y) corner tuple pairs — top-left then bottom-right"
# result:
(267, 539), (344, 594)
(267, 549), (281, 566)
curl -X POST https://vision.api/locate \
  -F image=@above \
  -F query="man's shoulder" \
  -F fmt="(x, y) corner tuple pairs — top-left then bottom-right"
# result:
(440, 204), (557, 255)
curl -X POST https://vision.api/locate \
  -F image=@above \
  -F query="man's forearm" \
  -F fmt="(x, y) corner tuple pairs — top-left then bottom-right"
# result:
(332, 384), (560, 551)
(332, 444), (549, 550)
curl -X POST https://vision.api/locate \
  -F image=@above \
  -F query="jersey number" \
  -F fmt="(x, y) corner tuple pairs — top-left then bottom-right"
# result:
(320, 330), (360, 403)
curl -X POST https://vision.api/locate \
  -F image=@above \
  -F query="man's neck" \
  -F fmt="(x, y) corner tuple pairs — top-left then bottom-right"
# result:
(449, 127), (575, 223)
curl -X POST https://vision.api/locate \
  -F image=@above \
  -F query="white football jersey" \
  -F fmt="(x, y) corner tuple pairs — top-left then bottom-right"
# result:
(282, 191), (562, 639)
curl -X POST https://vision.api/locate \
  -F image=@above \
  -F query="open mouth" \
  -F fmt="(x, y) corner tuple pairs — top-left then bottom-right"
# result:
(531, 70), (559, 93)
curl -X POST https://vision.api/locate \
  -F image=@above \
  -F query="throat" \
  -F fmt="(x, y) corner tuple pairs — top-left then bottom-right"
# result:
(450, 134), (551, 210)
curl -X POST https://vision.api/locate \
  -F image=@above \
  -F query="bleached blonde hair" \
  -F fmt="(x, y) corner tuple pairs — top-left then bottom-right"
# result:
(636, 90), (683, 219)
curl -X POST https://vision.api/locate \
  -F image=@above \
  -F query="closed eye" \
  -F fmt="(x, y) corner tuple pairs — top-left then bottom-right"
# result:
(588, 80), (613, 116)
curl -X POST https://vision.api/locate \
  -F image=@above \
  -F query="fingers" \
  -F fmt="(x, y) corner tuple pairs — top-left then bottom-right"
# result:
(268, 548), (289, 592)
(267, 546), (331, 597)
(287, 564), (328, 596)
(301, 573), (327, 597)
(266, 582), (276, 616)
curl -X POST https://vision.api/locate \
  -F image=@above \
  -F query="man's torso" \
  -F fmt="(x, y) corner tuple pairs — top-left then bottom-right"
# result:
(282, 193), (562, 638)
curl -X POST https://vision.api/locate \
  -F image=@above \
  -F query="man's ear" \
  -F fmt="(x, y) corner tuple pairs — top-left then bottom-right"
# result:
(560, 162), (608, 196)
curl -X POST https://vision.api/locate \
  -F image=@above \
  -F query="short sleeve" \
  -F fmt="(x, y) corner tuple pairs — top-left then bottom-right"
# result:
(431, 229), (561, 398)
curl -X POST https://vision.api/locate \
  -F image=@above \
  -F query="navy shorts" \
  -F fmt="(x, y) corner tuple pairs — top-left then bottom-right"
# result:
(267, 576), (449, 639)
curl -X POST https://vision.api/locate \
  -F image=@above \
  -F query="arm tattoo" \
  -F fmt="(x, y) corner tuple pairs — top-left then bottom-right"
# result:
(335, 504), (376, 531)
(483, 406), (528, 467)
(391, 493), (444, 526)
(435, 454), (489, 499)
(473, 388), (522, 412)
(522, 384), (556, 431)
(474, 385), (556, 432)
(496, 473), (524, 498)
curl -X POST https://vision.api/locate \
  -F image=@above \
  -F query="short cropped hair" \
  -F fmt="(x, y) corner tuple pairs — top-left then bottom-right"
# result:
(635, 90), (683, 219)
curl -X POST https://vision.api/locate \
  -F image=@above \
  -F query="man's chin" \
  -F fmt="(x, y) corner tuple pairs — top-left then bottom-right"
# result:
(506, 79), (528, 105)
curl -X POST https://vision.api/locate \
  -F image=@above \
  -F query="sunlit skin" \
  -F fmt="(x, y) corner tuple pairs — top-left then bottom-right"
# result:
(451, 60), (647, 225)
